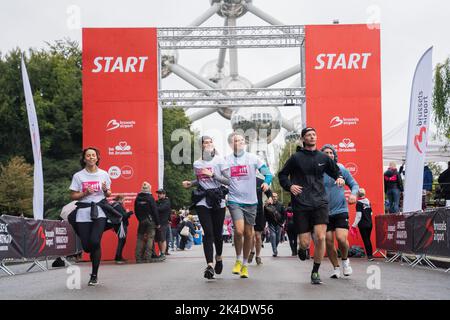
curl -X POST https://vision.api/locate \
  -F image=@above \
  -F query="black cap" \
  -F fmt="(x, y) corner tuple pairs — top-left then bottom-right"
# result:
(156, 189), (166, 194)
(301, 127), (316, 137)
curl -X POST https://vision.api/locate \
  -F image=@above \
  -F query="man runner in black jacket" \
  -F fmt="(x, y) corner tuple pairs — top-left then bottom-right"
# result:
(278, 127), (344, 284)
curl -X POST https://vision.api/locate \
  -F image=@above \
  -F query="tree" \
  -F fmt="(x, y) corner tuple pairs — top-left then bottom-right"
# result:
(0, 157), (33, 216)
(432, 57), (450, 144)
(272, 142), (299, 205)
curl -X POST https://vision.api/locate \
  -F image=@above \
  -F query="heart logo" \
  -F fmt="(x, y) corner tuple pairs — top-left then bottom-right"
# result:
(342, 138), (352, 147)
(119, 141), (128, 150)
(413, 127), (426, 154)
(330, 116), (343, 128)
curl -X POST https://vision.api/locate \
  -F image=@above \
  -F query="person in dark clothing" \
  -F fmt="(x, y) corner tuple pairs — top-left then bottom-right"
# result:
(285, 206), (297, 256)
(384, 162), (403, 213)
(170, 210), (181, 250)
(178, 216), (196, 250)
(278, 127), (344, 285)
(134, 182), (161, 263)
(155, 189), (171, 259)
(266, 193), (286, 257)
(248, 176), (273, 265)
(111, 195), (133, 264)
(351, 188), (374, 261)
(438, 162), (450, 207)
(422, 165), (433, 209)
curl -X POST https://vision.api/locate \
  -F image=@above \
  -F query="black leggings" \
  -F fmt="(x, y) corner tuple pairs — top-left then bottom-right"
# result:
(359, 226), (373, 258)
(76, 218), (106, 276)
(196, 206), (226, 264)
(287, 225), (297, 253)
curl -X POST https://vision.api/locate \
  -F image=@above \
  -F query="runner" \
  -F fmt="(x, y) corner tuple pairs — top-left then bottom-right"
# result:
(182, 136), (230, 279)
(278, 128), (344, 284)
(248, 176), (273, 265)
(321, 144), (359, 279)
(225, 132), (273, 278)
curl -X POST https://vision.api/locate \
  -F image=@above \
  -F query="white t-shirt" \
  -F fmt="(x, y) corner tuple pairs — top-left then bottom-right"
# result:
(69, 168), (111, 222)
(224, 152), (265, 205)
(193, 156), (229, 208)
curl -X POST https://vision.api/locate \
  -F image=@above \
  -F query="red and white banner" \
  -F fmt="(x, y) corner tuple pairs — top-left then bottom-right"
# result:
(305, 24), (383, 251)
(403, 47), (433, 213)
(82, 28), (160, 260)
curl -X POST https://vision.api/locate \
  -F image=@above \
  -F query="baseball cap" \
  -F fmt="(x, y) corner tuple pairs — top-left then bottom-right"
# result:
(156, 188), (166, 194)
(301, 127), (316, 137)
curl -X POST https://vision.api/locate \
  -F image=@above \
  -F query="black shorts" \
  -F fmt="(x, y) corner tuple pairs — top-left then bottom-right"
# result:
(293, 205), (329, 234)
(327, 213), (349, 232)
(254, 209), (266, 232)
(155, 224), (168, 242)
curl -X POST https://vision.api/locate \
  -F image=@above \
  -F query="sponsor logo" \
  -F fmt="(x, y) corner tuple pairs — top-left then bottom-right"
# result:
(92, 56), (149, 73)
(318, 163), (325, 167)
(106, 119), (136, 131)
(345, 162), (358, 176)
(108, 166), (122, 180)
(414, 127), (427, 154)
(38, 226), (46, 253)
(314, 53), (372, 70)
(121, 165), (134, 180)
(109, 141), (132, 156)
(423, 218), (434, 248)
(334, 138), (356, 153)
(330, 116), (360, 128)
(81, 181), (100, 193)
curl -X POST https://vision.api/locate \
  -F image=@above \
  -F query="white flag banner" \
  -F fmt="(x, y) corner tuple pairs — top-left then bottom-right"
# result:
(403, 47), (433, 213)
(21, 56), (44, 220)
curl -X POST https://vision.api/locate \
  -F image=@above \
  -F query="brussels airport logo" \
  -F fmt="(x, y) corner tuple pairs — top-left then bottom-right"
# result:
(37, 226), (55, 253)
(91, 56), (149, 73)
(414, 127), (427, 154)
(334, 138), (356, 153)
(314, 53), (372, 70)
(108, 165), (134, 180)
(106, 119), (136, 132)
(108, 141), (132, 156)
(344, 162), (359, 176)
(330, 116), (360, 128)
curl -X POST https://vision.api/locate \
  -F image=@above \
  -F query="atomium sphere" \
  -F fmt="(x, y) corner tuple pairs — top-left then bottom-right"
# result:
(160, 49), (179, 78)
(210, 0), (252, 18)
(217, 75), (253, 119)
(199, 59), (230, 84)
(230, 106), (282, 144)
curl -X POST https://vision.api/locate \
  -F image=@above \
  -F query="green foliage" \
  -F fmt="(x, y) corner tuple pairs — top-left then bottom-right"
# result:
(272, 142), (299, 205)
(0, 157), (33, 217)
(432, 57), (450, 143)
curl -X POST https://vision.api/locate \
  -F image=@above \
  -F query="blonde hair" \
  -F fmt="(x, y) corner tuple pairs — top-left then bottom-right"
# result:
(358, 188), (366, 197)
(141, 181), (151, 193)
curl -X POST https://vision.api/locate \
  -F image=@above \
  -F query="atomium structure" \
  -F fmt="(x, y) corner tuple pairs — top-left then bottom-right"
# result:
(158, 0), (306, 160)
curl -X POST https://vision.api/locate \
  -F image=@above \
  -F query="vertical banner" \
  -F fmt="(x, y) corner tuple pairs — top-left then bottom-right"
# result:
(83, 28), (159, 260)
(403, 47), (433, 213)
(21, 57), (44, 220)
(305, 24), (383, 250)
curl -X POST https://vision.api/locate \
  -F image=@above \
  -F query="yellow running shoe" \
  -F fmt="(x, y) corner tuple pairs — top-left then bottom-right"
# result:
(232, 260), (242, 274)
(240, 265), (249, 278)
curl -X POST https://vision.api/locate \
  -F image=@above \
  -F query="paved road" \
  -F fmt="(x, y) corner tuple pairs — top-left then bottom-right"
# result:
(1, 241), (449, 300)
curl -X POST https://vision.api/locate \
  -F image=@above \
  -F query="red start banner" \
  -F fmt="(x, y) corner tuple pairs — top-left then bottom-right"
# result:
(82, 28), (160, 260)
(305, 24), (383, 252)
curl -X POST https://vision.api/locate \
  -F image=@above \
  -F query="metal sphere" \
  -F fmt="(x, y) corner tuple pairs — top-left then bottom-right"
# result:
(160, 49), (179, 78)
(217, 75), (252, 119)
(199, 59), (230, 84)
(210, 0), (251, 18)
(230, 106), (282, 143)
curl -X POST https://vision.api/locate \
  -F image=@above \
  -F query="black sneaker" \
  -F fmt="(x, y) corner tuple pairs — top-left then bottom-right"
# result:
(88, 274), (98, 286)
(298, 248), (307, 261)
(214, 260), (223, 275)
(311, 272), (322, 285)
(204, 265), (215, 279)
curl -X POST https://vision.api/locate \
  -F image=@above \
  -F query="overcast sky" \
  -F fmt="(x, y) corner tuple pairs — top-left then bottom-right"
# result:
(1, 0), (449, 165)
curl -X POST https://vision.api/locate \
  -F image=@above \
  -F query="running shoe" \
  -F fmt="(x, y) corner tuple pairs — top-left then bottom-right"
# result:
(311, 272), (322, 285)
(248, 252), (255, 263)
(368, 256), (374, 261)
(204, 265), (215, 279)
(240, 265), (249, 278)
(255, 257), (263, 265)
(214, 260), (223, 274)
(342, 259), (353, 276)
(232, 260), (242, 274)
(298, 248), (307, 261)
(88, 274), (98, 286)
(330, 266), (341, 279)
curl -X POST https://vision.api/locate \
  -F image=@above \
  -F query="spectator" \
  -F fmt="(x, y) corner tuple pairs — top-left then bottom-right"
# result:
(177, 215), (196, 250)
(423, 165), (433, 209)
(155, 189), (171, 259)
(351, 188), (374, 261)
(384, 162), (403, 213)
(265, 193), (285, 257)
(170, 210), (181, 250)
(438, 162), (450, 207)
(111, 195), (134, 264)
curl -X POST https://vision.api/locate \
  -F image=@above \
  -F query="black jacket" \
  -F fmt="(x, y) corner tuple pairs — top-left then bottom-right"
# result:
(384, 169), (403, 192)
(278, 148), (342, 211)
(111, 201), (133, 226)
(438, 168), (450, 199)
(156, 197), (171, 226)
(178, 220), (196, 236)
(134, 192), (160, 225)
(266, 201), (286, 226)
(256, 177), (273, 216)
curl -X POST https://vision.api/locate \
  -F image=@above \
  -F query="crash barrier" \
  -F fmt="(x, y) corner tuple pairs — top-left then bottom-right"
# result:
(0, 215), (80, 275)
(375, 207), (450, 270)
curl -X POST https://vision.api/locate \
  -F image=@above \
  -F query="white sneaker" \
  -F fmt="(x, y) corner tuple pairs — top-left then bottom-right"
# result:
(342, 259), (353, 276)
(330, 267), (341, 279)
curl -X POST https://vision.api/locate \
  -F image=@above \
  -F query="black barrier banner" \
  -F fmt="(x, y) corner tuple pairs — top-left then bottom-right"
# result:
(375, 214), (413, 253)
(411, 208), (450, 257)
(24, 218), (78, 259)
(0, 215), (25, 260)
